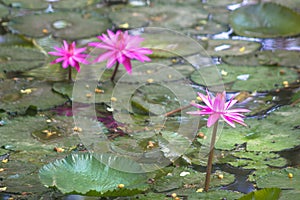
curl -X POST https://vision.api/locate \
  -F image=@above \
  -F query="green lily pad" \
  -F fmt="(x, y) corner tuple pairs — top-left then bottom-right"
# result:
(223, 50), (300, 68)
(191, 64), (298, 91)
(197, 104), (300, 151)
(0, 79), (67, 113)
(205, 39), (261, 57)
(142, 28), (207, 58)
(24, 63), (73, 82)
(0, 4), (9, 19)
(153, 167), (235, 192)
(262, 0), (300, 10)
(238, 188), (281, 200)
(185, 18), (229, 35)
(203, 5), (230, 25)
(0, 34), (33, 46)
(254, 168), (300, 200)
(8, 12), (111, 39)
(0, 114), (82, 194)
(205, 0), (242, 6)
(0, 115), (79, 151)
(2, 0), (101, 10)
(180, 189), (243, 199)
(39, 153), (148, 196)
(219, 151), (287, 169)
(229, 3), (300, 38)
(0, 46), (46, 73)
(110, 4), (208, 30)
(134, 193), (167, 200)
(33, 36), (62, 54)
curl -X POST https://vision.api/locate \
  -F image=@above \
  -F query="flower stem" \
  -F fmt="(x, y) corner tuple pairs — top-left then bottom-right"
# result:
(68, 67), (72, 81)
(164, 104), (192, 117)
(204, 121), (218, 192)
(110, 62), (120, 82)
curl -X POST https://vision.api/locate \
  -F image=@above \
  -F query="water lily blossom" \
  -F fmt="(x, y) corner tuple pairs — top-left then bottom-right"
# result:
(48, 40), (88, 72)
(89, 30), (152, 80)
(187, 89), (250, 192)
(187, 90), (250, 128)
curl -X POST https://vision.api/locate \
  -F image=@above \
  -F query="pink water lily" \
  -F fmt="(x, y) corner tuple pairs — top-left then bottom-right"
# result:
(48, 40), (88, 72)
(187, 90), (250, 128)
(89, 30), (152, 74)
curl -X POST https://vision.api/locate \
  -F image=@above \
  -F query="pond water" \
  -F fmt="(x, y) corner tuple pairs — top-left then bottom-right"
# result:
(0, 0), (299, 199)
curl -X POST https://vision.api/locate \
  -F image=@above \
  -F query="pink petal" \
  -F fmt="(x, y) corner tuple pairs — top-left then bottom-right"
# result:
(207, 113), (220, 127)
(221, 115), (236, 128)
(106, 57), (118, 68)
(198, 91), (213, 110)
(48, 51), (64, 56)
(227, 108), (251, 113)
(74, 62), (80, 72)
(122, 58), (132, 74)
(74, 47), (86, 54)
(94, 51), (116, 63)
(69, 57), (76, 67)
(63, 40), (69, 50)
(225, 98), (238, 110)
(62, 60), (69, 68)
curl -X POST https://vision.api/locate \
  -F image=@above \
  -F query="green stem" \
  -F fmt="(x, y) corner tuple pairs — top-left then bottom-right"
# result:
(204, 121), (219, 192)
(164, 104), (193, 117)
(110, 62), (120, 82)
(68, 67), (72, 81)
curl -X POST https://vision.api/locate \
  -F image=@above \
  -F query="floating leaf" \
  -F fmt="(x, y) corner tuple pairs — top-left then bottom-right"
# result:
(206, 39), (261, 57)
(153, 167), (235, 192)
(0, 34), (33, 46)
(254, 168), (300, 200)
(198, 105), (300, 151)
(238, 188), (281, 200)
(2, 0), (101, 10)
(229, 3), (300, 38)
(0, 4), (9, 19)
(110, 4), (208, 30)
(142, 28), (207, 58)
(205, 0), (242, 6)
(0, 46), (46, 73)
(186, 19), (229, 35)
(203, 5), (230, 25)
(8, 12), (111, 39)
(191, 64), (298, 91)
(0, 79), (67, 113)
(177, 188), (243, 199)
(223, 50), (300, 68)
(219, 151), (287, 169)
(39, 153), (148, 196)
